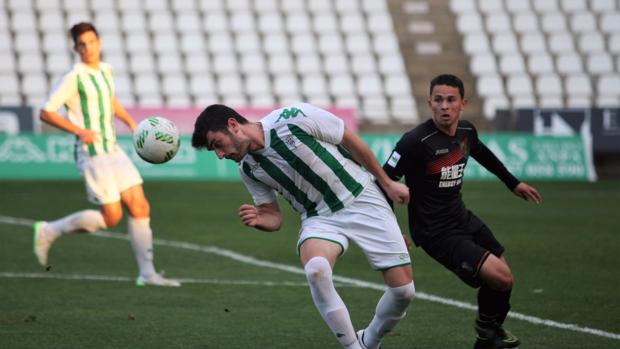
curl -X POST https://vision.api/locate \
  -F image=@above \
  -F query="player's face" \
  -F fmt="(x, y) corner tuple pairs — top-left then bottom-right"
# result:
(74, 31), (101, 67)
(206, 129), (248, 163)
(428, 85), (467, 133)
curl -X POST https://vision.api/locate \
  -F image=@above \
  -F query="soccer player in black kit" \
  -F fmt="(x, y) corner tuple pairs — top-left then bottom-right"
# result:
(383, 74), (541, 349)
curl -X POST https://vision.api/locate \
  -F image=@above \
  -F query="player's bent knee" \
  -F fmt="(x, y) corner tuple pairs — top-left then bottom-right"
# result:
(127, 200), (150, 218)
(395, 282), (416, 301)
(304, 256), (332, 283)
(488, 272), (513, 291)
(101, 211), (122, 228)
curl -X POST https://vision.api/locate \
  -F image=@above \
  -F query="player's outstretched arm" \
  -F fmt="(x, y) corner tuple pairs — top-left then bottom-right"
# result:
(340, 128), (409, 205)
(512, 182), (542, 204)
(238, 202), (282, 232)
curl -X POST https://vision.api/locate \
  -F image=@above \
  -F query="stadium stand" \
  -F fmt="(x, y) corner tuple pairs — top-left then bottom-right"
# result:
(449, 0), (620, 119)
(1, 0), (618, 129)
(0, 0), (418, 127)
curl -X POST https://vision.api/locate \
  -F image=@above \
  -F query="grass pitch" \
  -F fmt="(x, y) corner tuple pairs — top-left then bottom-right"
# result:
(0, 180), (618, 348)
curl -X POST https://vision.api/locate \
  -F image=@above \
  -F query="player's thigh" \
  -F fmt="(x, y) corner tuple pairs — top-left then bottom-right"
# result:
(422, 235), (489, 288)
(120, 184), (150, 218)
(299, 238), (343, 267)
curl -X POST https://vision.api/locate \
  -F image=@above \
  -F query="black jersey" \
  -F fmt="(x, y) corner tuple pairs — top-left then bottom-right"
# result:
(383, 119), (520, 246)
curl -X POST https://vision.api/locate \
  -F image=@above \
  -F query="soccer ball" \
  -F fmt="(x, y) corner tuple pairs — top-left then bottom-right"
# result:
(133, 116), (180, 164)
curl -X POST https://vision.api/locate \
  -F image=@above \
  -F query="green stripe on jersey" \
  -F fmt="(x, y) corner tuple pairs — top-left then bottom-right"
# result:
(100, 71), (117, 136)
(270, 129), (344, 212)
(287, 124), (363, 197)
(250, 153), (318, 217)
(77, 75), (96, 156)
(89, 73), (108, 152)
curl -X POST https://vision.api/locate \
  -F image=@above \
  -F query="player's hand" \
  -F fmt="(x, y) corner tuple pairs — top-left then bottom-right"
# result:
(77, 129), (100, 144)
(384, 180), (410, 205)
(239, 204), (260, 227)
(402, 233), (413, 249)
(513, 182), (541, 204)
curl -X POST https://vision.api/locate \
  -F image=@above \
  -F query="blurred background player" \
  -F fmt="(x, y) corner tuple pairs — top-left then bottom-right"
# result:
(34, 22), (179, 287)
(192, 103), (415, 349)
(383, 74), (541, 349)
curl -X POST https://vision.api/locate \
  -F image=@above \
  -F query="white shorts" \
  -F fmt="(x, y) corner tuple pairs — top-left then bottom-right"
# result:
(297, 181), (411, 270)
(76, 146), (143, 205)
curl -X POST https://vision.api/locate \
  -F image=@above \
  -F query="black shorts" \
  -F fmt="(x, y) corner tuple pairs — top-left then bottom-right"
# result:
(421, 214), (504, 288)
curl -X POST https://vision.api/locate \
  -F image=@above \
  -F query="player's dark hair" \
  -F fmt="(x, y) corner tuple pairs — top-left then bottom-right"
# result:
(192, 104), (249, 150)
(430, 74), (465, 99)
(69, 22), (99, 46)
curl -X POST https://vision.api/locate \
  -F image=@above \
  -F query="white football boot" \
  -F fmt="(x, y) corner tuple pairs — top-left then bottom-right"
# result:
(357, 329), (382, 349)
(136, 272), (181, 287)
(33, 221), (53, 266)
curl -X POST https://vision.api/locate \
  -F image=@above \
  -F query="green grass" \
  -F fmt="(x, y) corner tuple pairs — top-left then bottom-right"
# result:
(0, 180), (619, 348)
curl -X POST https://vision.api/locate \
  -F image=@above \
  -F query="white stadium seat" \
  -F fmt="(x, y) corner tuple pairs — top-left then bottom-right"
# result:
(268, 54), (295, 75)
(499, 54), (526, 75)
(302, 75), (328, 98)
(578, 33), (606, 54)
(486, 14), (512, 34)
(600, 14), (620, 33)
(536, 74), (563, 98)
(258, 13), (284, 34)
(477, 75), (505, 97)
(351, 54), (378, 75)
(157, 53), (183, 74)
(513, 13), (539, 34)
(463, 33), (491, 54)
(184, 53), (211, 74)
(520, 33), (547, 54)
(456, 13), (484, 34)
(569, 13), (597, 34)
(586, 54), (614, 75)
(324, 54), (349, 75)
(556, 54), (584, 74)
(527, 53), (555, 75)
(541, 13), (567, 33)
(11, 11), (37, 32)
(329, 75), (356, 97)
(470, 54), (498, 75)
(507, 75), (534, 98)
(565, 74), (593, 98)
(597, 76), (620, 96)
(240, 53), (267, 74)
(357, 74), (384, 97)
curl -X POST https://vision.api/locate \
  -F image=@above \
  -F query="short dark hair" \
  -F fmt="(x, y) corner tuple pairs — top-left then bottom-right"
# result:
(192, 104), (249, 150)
(429, 74), (465, 99)
(69, 22), (99, 46)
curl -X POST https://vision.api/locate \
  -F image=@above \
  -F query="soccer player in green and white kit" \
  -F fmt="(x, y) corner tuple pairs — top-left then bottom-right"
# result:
(34, 22), (179, 287)
(192, 103), (415, 349)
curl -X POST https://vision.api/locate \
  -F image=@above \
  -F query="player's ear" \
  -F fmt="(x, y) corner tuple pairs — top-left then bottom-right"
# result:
(461, 98), (468, 110)
(227, 118), (240, 132)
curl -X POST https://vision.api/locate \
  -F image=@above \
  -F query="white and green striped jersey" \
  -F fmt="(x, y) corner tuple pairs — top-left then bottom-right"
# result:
(43, 62), (117, 157)
(239, 103), (371, 219)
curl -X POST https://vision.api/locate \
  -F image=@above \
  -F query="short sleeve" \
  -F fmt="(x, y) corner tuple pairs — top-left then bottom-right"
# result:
(239, 166), (277, 206)
(383, 133), (417, 180)
(42, 71), (77, 112)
